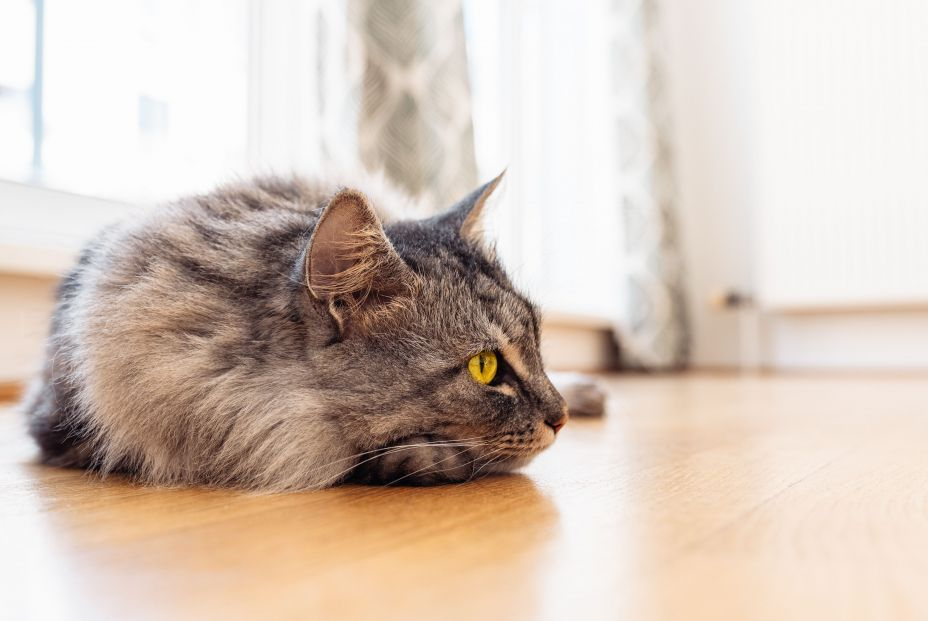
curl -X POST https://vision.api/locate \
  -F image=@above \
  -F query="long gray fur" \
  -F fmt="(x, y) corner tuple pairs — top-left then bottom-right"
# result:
(23, 173), (585, 491)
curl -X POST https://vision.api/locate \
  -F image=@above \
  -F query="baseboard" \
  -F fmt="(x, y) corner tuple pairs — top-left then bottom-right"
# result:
(0, 381), (23, 403)
(541, 314), (618, 372)
(763, 311), (928, 370)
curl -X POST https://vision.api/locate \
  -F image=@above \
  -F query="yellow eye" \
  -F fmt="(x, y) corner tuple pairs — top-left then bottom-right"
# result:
(468, 350), (498, 385)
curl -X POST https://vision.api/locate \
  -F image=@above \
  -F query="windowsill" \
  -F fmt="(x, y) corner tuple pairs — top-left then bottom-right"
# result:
(0, 242), (76, 278)
(0, 178), (139, 278)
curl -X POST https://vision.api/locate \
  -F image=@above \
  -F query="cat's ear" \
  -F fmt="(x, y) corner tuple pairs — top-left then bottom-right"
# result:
(305, 189), (417, 332)
(441, 170), (505, 246)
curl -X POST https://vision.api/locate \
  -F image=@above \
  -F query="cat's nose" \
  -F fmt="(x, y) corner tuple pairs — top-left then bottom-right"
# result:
(545, 405), (569, 434)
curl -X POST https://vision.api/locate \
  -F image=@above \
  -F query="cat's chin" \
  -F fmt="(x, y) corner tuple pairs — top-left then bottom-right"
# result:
(484, 453), (541, 476)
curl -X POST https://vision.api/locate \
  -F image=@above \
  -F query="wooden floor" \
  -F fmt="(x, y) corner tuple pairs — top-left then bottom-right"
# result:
(2, 373), (928, 621)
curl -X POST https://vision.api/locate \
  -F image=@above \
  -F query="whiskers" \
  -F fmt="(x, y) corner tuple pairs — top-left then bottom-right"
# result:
(383, 443), (512, 487)
(315, 435), (491, 487)
(468, 447), (509, 482)
(382, 446), (473, 486)
(304, 432), (529, 488)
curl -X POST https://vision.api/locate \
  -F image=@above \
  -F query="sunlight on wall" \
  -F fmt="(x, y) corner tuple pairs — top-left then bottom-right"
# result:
(464, 0), (623, 321)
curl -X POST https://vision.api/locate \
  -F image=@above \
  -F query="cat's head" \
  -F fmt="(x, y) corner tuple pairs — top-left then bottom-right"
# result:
(302, 173), (567, 485)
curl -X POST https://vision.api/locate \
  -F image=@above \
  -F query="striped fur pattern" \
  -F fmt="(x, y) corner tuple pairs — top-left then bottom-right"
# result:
(23, 173), (570, 490)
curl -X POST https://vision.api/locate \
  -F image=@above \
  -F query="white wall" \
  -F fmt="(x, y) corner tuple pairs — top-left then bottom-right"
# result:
(662, 0), (928, 371)
(765, 313), (928, 371)
(752, 0), (928, 310)
(662, 0), (756, 368)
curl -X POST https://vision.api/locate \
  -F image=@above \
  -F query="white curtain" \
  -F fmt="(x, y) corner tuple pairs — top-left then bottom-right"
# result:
(255, 0), (688, 369)
(351, 0), (478, 210)
(465, 0), (689, 369)
(253, 0), (477, 212)
(609, 0), (688, 369)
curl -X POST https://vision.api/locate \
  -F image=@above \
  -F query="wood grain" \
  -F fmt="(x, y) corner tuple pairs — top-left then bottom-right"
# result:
(0, 381), (22, 403)
(2, 373), (928, 620)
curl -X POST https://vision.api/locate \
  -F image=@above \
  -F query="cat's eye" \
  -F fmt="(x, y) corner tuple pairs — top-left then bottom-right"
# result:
(468, 350), (498, 385)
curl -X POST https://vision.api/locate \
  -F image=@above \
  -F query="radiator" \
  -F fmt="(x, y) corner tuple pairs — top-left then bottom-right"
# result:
(752, 0), (928, 311)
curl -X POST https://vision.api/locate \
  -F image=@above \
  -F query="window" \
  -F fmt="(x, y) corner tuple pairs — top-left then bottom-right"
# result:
(464, 0), (623, 320)
(0, 0), (250, 202)
(2, 0), (622, 325)
(0, 0), (36, 182)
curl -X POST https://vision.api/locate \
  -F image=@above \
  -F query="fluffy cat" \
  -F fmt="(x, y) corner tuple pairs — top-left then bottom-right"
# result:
(23, 173), (597, 490)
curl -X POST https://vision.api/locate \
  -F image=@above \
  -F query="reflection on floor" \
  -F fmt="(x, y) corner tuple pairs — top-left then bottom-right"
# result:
(2, 373), (927, 620)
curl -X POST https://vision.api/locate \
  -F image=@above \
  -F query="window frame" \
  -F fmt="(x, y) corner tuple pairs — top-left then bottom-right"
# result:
(0, 0), (310, 275)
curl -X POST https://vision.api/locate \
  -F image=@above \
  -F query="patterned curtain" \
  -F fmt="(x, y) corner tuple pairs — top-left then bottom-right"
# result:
(611, 0), (689, 369)
(349, 0), (478, 211)
(317, 0), (687, 369)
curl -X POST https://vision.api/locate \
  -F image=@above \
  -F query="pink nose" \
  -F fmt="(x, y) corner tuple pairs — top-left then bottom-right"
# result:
(546, 409), (569, 433)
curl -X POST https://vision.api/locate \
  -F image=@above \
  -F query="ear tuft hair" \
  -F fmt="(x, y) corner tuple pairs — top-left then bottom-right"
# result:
(305, 189), (417, 332)
(440, 170), (506, 247)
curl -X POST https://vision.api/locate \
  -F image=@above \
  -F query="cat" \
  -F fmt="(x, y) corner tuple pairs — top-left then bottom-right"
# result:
(23, 172), (604, 490)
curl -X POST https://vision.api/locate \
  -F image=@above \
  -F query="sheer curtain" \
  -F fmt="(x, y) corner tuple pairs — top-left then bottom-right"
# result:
(261, 0), (688, 369)
(351, 0), (478, 210)
(465, 0), (688, 369)
(609, 0), (688, 368)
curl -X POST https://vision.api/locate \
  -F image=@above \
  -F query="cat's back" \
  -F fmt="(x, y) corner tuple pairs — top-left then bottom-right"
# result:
(99, 176), (325, 290)
(25, 177), (332, 470)
(72, 176), (337, 364)
(87, 173), (418, 291)
(50, 171), (420, 374)
(25, 172), (422, 478)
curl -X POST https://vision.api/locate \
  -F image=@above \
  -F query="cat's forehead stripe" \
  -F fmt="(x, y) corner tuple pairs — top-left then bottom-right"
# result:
(490, 325), (531, 380)
(491, 290), (539, 346)
(424, 239), (537, 339)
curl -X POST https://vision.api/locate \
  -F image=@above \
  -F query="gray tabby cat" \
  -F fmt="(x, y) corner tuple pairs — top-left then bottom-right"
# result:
(24, 173), (592, 491)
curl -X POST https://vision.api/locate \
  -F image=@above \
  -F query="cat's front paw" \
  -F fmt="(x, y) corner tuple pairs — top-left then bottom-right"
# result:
(547, 372), (607, 417)
(350, 436), (477, 486)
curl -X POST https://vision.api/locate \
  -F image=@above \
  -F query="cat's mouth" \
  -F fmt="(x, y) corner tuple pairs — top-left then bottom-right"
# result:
(478, 422), (558, 460)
